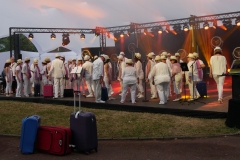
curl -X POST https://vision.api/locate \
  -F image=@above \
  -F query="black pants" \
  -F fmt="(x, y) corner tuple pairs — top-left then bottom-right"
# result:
(12, 76), (17, 93)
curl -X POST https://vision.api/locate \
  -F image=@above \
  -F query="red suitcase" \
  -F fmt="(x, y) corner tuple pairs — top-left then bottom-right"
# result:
(37, 126), (72, 155)
(43, 84), (53, 98)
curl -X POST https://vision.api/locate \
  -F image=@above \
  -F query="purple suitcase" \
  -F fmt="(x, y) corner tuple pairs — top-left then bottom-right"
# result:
(70, 91), (98, 154)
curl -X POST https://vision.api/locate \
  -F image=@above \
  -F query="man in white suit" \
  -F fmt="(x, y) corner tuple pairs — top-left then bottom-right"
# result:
(48, 54), (65, 99)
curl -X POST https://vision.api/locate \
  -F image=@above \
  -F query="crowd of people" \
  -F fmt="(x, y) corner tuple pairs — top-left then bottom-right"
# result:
(1, 46), (227, 104)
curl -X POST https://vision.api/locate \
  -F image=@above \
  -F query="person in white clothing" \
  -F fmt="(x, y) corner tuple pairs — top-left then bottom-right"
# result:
(166, 53), (172, 97)
(15, 59), (23, 97)
(92, 54), (106, 103)
(82, 55), (94, 97)
(40, 60), (48, 95)
(146, 52), (157, 99)
(48, 54), (65, 99)
(170, 56), (182, 101)
(209, 47), (227, 104)
(103, 55), (113, 99)
(30, 58), (38, 95)
(121, 59), (138, 104)
(22, 57), (31, 97)
(150, 56), (171, 104)
(70, 58), (77, 90)
(193, 52), (205, 81)
(94, 55), (98, 61)
(76, 57), (86, 96)
(67, 59), (72, 89)
(117, 55), (124, 95)
(10, 57), (17, 94)
(134, 53), (144, 98)
(4, 59), (13, 97)
(187, 53), (200, 101)
(175, 53), (184, 63)
(32, 59), (41, 85)
(44, 57), (52, 84)
(60, 56), (70, 89)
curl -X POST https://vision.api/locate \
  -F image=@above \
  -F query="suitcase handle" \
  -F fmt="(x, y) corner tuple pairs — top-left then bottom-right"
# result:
(73, 90), (81, 114)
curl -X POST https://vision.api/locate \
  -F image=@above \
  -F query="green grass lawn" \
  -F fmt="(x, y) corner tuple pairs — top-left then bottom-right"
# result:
(0, 101), (239, 138)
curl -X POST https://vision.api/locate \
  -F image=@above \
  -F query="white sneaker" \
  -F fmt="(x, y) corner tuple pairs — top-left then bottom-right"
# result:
(173, 98), (180, 102)
(138, 94), (144, 98)
(16, 95), (21, 97)
(136, 93), (140, 97)
(159, 101), (165, 105)
(119, 93), (122, 96)
(96, 100), (105, 103)
(86, 94), (94, 98)
(151, 96), (157, 99)
(24, 94), (29, 97)
(111, 91), (114, 95)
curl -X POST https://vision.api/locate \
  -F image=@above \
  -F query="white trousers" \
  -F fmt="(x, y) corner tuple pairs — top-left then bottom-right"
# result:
(137, 79), (144, 93)
(173, 80), (181, 95)
(213, 75), (225, 99)
(77, 78), (85, 94)
(104, 77), (112, 97)
(5, 80), (12, 95)
(93, 79), (102, 102)
(54, 77), (64, 98)
(188, 81), (200, 98)
(121, 83), (136, 103)
(23, 76), (31, 96)
(85, 78), (94, 95)
(150, 78), (157, 98)
(16, 79), (23, 96)
(156, 82), (169, 104)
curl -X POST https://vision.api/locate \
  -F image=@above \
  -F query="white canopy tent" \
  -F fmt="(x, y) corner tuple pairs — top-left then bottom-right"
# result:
(1, 0), (240, 54)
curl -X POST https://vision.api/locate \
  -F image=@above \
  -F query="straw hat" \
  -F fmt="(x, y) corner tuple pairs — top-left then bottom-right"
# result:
(147, 53), (154, 58)
(193, 52), (199, 58)
(77, 57), (82, 61)
(150, 52), (156, 56)
(187, 53), (195, 59)
(175, 53), (180, 57)
(167, 53), (171, 56)
(160, 55), (167, 60)
(155, 55), (161, 61)
(126, 59), (133, 64)
(117, 55), (123, 60)
(120, 52), (125, 55)
(5, 59), (11, 63)
(33, 59), (38, 65)
(68, 59), (72, 63)
(100, 54), (108, 62)
(17, 59), (22, 64)
(44, 57), (51, 63)
(55, 53), (61, 58)
(72, 58), (76, 61)
(94, 55), (98, 60)
(24, 57), (30, 62)
(161, 52), (168, 56)
(61, 55), (65, 59)
(42, 60), (47, 64)
(84, 55), (90, 61)
(135, 53), (141, 59)
(170, 56), (177, 60)
(214, 46), (222, 54)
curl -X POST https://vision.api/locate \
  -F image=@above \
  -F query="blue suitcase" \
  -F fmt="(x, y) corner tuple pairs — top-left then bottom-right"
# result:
(20, 115), (41, 154)
(101, 87), (109, 101)
(70, 91), (98, 155)
(196, 81), (207, 97)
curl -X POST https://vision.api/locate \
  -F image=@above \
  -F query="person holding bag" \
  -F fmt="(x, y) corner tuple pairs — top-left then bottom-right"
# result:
(150, 56), (171, 105)
(15, 59), (23, 97)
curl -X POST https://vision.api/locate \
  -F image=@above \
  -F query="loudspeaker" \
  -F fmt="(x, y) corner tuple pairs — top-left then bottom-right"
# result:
(64, 89), (74, 97)
(232, 75), (240, 99)
(226, 99), (240, 128)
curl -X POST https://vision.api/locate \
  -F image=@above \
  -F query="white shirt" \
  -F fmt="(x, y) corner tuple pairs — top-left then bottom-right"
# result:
(40, 65), (47, 80)
(11, 62), (17, 77)
(187, 60), (199, 81)
(166, 58), (172, 72)
(30, 63), (35, 82)
(15, 65), (22, 80)
(82, 61), (93, 80)
(92, 57), (104, 80)
(49, 58), (65, 78)
(210, 55), (227, 75)
(150, 62), (171, 84)
(122, 66), (137, 84)
(22, 63), (29, 79)
(134, 61), (144, 79)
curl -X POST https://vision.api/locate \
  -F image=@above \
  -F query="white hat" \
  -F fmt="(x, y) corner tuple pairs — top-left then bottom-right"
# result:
(94, 55), (98, 60)
(150, 52), (156, 56)
(44, 57), (50, 63)
(120, 52), (125, 55)
(214, 46), (222, 54)
(68, 59), (72, 63)
(5, 59), (11, 63)
(126, 59), (133, 64)
(175, 53), (180, 57)
(100, 54), (108, 62)
(33, 59), (38, 64)
(72, 58), (76, 61)
(160, 55), (167, 60)
(24, 57), (30, 62)
(77, 57), (82, 61)
(117, 55), (123, 60)
(193, 52), (199, 58)
(147, 53), (154, 58)
(161, 52), (168, 56)
(84, 55), (90, 61)
(17, 59), (22, 64)
(61, 55), (65, 59)
(155, 55), (161, 61)
(170, 56), (177, 60)
(55, 53), (61, 58)
(135, 53), (141, 59)
(167, 53), (171, 56)
(42, 60), (47, 64)
(187, 53), (194, 59)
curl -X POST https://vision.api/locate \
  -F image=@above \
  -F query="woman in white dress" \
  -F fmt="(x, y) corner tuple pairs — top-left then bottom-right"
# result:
(170, 56), (182, 101)
(209, 47), (227, 103)
(146, 52), (157, 99)
(121, 59), (138, 104)
(22, 57), (31, 97)
(4, 59), (13, 97)
(134, 53), (144, 98)
(15, 59), (23, 97)
(40, 60), (48, 95)
(76, 57), (85, 95)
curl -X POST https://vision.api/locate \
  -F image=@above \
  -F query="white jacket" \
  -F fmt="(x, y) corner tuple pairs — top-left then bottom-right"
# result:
(49, 58), (65, 78)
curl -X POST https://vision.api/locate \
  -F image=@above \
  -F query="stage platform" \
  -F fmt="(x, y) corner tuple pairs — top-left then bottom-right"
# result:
(0, 77), (232, 119)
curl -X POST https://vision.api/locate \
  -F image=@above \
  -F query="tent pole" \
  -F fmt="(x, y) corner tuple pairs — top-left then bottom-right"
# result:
(9, 28), (12, 58)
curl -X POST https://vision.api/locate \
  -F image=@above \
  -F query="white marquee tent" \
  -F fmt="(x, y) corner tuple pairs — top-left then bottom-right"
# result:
(1, 0), (240, 55)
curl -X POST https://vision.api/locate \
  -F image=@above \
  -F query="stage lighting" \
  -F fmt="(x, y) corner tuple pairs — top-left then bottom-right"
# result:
(107, 32), (111, 38)
(80, 33), (85, 40)
(203, 21), (209, 30)
(62, 33), (70, 46)
(183, 24), (189, 31)
(213, 20), (217, 29)
(173, 25), (181, 33)
(50, 33), (56, 40)
(235, 17), (240, 26)
(94, 28), (100, 37)
(120, 32), (124, 38)
(144, 28), (147, 35)
(223, 19), (232, 29)
(28, 33), (34, 40)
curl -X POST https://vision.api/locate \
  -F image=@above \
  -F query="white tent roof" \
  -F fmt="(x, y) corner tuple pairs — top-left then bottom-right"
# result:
(1, 0), (240, 54)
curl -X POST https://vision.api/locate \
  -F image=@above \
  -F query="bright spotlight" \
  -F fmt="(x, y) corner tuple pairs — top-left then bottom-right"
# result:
(50, 33), (56, 40)
(235, 17), (240, 26)
(28, 33), (34, 40)
(80, 33), (85, 40)
(183, 24), (189, 31)
(120, 32), (124, 38)
(203, 21), (209, 30)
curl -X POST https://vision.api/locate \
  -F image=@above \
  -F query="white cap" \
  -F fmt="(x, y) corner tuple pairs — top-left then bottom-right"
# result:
(135, 53), (141, 59)
(193, 52), (199, 58)
(187, 53), (194, 59)
(84, 55), (90, 61)
(120, 52), (125, 55)
(55, 53), (61, 58)
(77, 57), (83, 61)
(117, 55), (123, 60)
